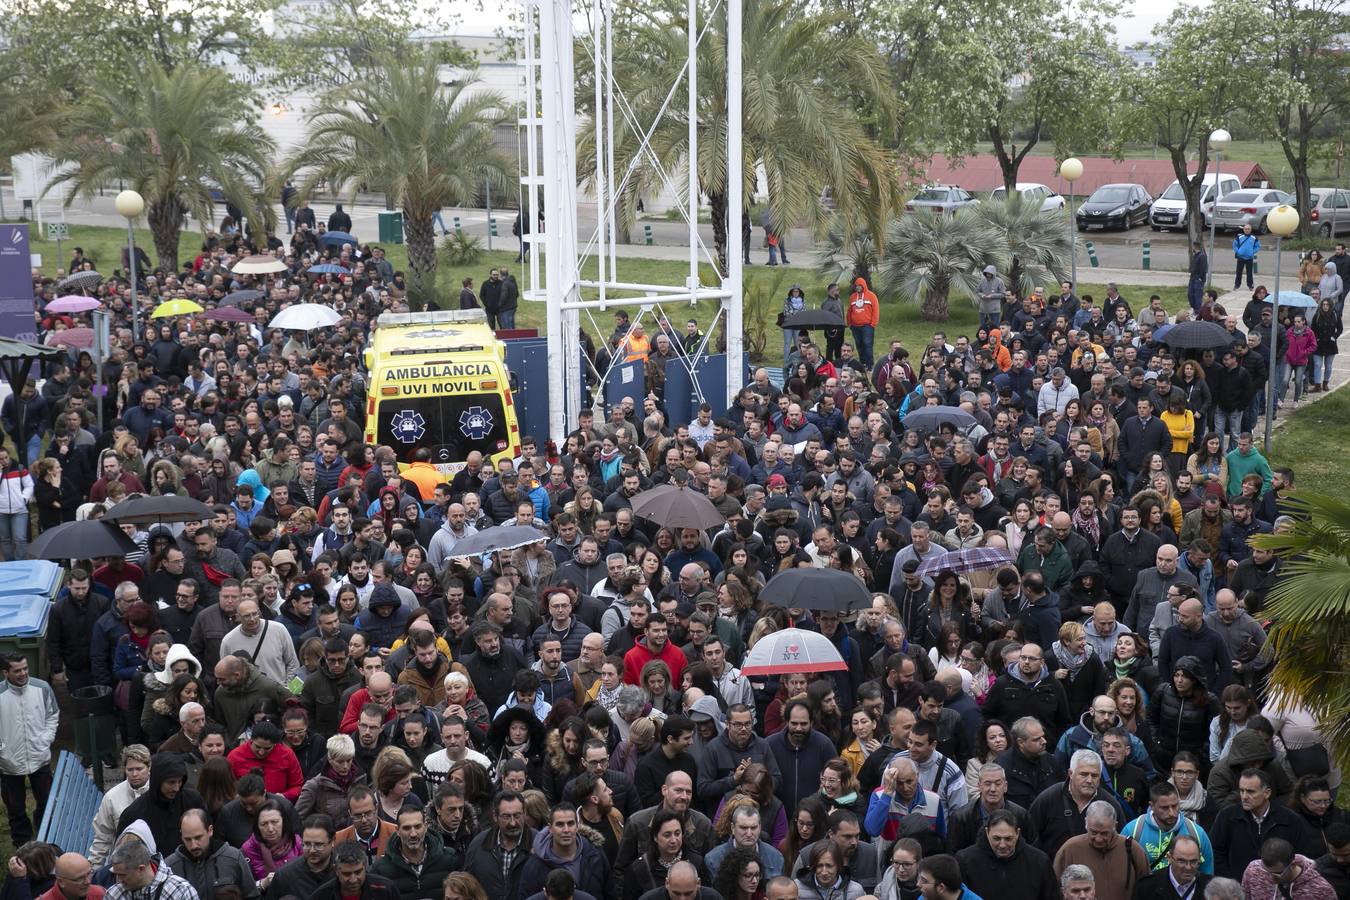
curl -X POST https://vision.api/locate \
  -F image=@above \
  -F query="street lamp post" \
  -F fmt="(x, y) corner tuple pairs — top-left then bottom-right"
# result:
(1208, 129), (1231, 287)
(1264, 204), (1301, 454)
(1060, 157), (1084, 288)
(115, 190), (146, 341)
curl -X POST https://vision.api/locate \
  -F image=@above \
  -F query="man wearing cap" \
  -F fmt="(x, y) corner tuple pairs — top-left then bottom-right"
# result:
(1038, 367), (1080, 417)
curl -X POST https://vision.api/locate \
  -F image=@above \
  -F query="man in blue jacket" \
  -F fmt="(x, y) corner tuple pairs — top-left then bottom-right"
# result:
(1233, 224), (1260, 290)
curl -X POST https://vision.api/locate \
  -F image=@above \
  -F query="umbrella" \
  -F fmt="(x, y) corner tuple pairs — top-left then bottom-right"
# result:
(57, 271), (104, 292)
(902, 406), (977, 432)
(46, 295), (102, 314)
(206, 306), (257, 323)
(630, 483), (726, 530)
(44, 327), (94, 349)
(1266, 290), (1318, 310)
(447, 524), (551, 557)
(221, 289), (264, 306)
(781, 309), (845, 330)
(307, 263), (352, 275)
(151, 298), (204, 319)
(759, 568), (872, 612)
(1162, 320), (1238, 350)
(232, 255), (288, 275)
(319, 231), (358, 247)
(269, 303), (342, 331)
(741, 627), (847, 676)
(102, 494), (213, 525)
(29, 520), (140, 560)
(915, 546), (1015, 579)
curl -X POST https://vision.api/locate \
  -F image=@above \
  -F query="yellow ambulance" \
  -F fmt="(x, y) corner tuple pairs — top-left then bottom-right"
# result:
(363, 309), (521, 475)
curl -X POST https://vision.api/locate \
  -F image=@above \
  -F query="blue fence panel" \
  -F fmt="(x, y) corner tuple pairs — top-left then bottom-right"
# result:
(37, 750), (102, 853)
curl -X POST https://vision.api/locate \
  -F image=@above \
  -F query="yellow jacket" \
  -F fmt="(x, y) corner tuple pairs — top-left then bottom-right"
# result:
(1160, 408), (1195, 456)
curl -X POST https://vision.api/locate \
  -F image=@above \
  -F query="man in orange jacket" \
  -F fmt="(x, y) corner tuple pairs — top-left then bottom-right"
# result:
(847, 276), (880, 369)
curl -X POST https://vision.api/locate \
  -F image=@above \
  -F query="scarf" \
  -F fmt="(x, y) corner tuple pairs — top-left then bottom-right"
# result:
(1174, 778), (1209, 819)
(324, 763), (360, 793)
(1072, 506), (1101, 547)
(596, 682), (622, 711)
(1113, 656), (1138, 682)
(599, 446), (622, 463)
(1053, 640), (1092, 678)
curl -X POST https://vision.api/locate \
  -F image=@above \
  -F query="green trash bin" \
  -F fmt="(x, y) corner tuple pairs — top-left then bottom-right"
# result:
(378, 211), (404, 244)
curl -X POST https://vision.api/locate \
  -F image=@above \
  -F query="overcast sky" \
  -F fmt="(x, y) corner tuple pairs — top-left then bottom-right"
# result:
(441, 0), (1190, 44)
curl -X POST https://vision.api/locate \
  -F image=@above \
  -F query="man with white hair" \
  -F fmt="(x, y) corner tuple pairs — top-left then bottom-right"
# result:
(160, 701), (207, 755)
(1027, 750), (1126, 857)
(1059, 864), (1097, 900)
(864, 756), (947, 842)
(1052, 800), (1149, 900)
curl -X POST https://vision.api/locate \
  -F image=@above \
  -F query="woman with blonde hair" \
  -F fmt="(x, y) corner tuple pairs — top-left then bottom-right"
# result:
(1050, 620), (1106, 714)
(441, 873), (489, 900)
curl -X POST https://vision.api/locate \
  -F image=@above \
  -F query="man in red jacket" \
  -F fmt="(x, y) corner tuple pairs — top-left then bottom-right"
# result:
(226, 721), (305, 801)
(623, 614), (687, 686)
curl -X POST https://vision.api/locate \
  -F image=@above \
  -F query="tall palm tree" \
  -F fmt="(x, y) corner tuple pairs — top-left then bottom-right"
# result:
(589, 0), (903, 272)
(878, 210), (1007, 321)
(818, 217), (878, 288)
(970, 198), (1072, 297)
(48, 61), (273, 270)
(1254, 492), (1350, 769)
(288, 51), (515, 307)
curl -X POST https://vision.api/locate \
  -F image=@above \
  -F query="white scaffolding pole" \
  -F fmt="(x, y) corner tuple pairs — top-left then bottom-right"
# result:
(725, 0), (744, 400)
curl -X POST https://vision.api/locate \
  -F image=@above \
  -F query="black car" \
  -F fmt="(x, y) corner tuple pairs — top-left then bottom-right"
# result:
(1075, 183), (1153, 231)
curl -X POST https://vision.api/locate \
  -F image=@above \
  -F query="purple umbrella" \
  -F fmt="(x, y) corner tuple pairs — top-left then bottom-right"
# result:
(46, 295), (102, 314)
(915, 546), (1014, 579)
(206, 306), (256, 323)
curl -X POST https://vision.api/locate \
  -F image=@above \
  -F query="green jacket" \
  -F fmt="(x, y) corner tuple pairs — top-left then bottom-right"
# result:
(1016, 540), (1073, 592)
(1223, 448), (1272, 497)
(372, 832), (458, 900)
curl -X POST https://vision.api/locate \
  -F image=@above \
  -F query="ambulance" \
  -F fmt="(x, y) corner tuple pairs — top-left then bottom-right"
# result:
(363, 309), (521, 475)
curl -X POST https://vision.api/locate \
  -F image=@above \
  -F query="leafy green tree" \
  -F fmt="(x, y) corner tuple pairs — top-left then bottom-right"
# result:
(590, 0), (904, 272)
(1120, 0), (1293, 251)
(286, 51), (515, 307)
(48, 61), (274, 269)
(971, 198), (1071, 297)
(1254, 492), (1350, 771)
(877, 210), (1007, 321)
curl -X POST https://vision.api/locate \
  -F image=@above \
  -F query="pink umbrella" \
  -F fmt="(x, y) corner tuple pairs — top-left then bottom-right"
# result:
(45, 327), (95, 349)
(206, 306), (256, 323)
(46, 295), (102, 314)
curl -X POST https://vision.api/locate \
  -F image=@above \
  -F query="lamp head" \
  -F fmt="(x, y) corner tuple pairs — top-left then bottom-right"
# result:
(115, 190), (145, 219)
(1268, 204), (1300, 237)
(1209, 129), (1232, 152)
(1060, 158), (1084, 183)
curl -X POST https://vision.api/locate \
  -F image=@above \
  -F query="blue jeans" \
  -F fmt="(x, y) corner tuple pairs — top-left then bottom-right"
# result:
(782, 328), (796, 362)
(1276, 362), (1292, 402)
(0, 511), (29, 561)
(498, 307), (516, 329)
(768, 244), (780, 265)
(22, 434), (40, 468)
(432, 211), (449, 234)
(850, 324), (875, 369)
(979, 312), (1000, 334)
(1313, 354), (1335, 384)
(1218, 408), (1244, 451)
(1289, 363), (1309, 401)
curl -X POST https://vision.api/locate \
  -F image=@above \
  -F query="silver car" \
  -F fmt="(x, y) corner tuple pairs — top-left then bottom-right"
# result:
(906, 185), (979, 215)
(1205, 188), (1293, 233)
(1308, 188), (1350, 237)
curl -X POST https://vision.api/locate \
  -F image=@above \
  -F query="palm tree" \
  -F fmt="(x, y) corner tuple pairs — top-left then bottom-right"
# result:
(1253, 492), (1350, 770)
(970, 197), (1072, 297)
(48, 61), (273, 270)
(877, 210), (1007, 321)
(818, 217), (878, 288)
(589, 0), (903, 272)
(287, 51), (515, 307)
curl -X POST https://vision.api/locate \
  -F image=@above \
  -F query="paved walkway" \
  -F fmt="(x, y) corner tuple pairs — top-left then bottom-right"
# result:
(1215, 288), (1350, 431)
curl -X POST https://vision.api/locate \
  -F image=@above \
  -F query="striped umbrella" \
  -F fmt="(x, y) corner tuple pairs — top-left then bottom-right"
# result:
(915, 546), (1014, 579)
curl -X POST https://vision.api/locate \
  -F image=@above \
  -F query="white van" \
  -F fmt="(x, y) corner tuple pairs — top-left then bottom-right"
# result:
(1149, 172), (1242, 231)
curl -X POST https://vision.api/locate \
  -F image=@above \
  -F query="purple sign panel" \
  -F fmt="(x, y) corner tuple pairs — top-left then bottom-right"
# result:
(0, 224), (36, 342)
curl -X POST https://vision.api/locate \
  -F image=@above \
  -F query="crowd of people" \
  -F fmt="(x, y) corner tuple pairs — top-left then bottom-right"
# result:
(0, 219), (1348, 900)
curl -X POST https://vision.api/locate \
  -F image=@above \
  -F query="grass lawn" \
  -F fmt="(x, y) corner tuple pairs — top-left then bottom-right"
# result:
(1267, 383), (1350, 483)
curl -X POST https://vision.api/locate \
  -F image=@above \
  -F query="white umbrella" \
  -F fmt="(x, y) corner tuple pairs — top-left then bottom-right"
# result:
(740, 627), (847, 676)
(232, 255), (289, 275)
(268, 303), (342, 331)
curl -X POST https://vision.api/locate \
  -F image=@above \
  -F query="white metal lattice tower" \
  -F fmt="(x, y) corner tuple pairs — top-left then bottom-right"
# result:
(520, 0), (744, 445)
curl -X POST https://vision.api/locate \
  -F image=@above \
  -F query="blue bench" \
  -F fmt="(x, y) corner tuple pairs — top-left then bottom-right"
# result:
(37, 751), (103, 853)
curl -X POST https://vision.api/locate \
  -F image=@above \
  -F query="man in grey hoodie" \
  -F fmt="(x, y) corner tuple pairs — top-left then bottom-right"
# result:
(978, 266), (1006, 333)
(1204, 589), (1269, 686)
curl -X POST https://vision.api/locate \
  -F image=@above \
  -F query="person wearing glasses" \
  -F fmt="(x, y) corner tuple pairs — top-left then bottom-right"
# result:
(334, 785), (397, 863)
(1132, 835), (1211, 900)
(878, 839), (923, 900)
(713, 847), (765, 900)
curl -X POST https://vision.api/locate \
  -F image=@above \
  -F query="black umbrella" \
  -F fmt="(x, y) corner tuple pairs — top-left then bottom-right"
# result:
(760, 567), (873, 612)
(782, 309), (845, 330)
(630, 483), (726, 530)
(221, 289), (264, 307)
(57, 271), (104, 292)
(1161, 320), (1236, 351)
(102, 494), (213, 525)
(902, 406), (977, 432)
(29, 521), (140, 560)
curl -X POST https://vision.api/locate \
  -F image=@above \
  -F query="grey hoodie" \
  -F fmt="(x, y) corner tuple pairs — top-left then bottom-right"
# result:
(978, 273), (1006, 314)
(1320, 261), (1344, 304)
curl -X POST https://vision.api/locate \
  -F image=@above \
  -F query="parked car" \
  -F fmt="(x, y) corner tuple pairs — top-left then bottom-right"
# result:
(1205, 188), (1294, 233)
(1307, 188), (1350, 237)
(1075, 183), (1153, 231)
(989, 182), (1066, 213)
(1150, 173), (1242, 231)
(905, 185), (979, 215)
